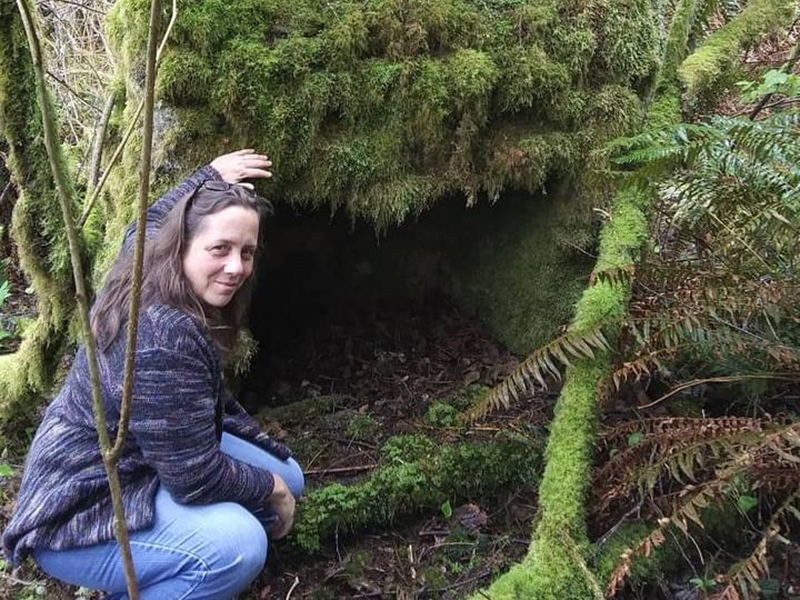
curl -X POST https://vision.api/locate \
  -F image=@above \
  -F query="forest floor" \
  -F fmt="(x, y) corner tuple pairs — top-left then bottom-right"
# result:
(1, 273), (799, 599)
(0, 277), (552, 600)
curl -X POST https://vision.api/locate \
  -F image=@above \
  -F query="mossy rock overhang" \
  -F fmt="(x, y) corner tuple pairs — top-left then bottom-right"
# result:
(105, 0), (659, 357)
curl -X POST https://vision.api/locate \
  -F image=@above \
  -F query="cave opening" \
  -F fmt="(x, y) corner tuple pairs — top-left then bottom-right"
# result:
(237, 188), (594, 414)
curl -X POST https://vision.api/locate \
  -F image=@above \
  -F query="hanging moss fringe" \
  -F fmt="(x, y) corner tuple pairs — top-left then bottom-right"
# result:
(104, 0), (658, 231)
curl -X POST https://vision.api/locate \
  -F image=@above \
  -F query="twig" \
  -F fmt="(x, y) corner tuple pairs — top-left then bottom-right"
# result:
(40, 0), (108, 15)
(0, 181), (13, 207)
(335, 438), (377, 450)
(305, 463), (377, 476)
(285, 575), (300, 600)
(418, 541), (475, 562)
(15, 0), (140, 596)
(304, 444), (329, 470)
(594, 498), (643, 550)
(88, 93), (115, 188)
(45, 68), (100, 114)
(0, 571), (47, 587)
(108, 0), (161, 463)
(559, 532), (605, 600)
(639, 373), (800, 409)
(419, 568), (493, 595)
(334, 523), (343, 565)
(78, 0), (178, 229)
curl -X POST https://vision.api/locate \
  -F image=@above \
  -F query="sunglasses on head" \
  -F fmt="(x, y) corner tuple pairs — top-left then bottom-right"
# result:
(201, 180), (247, 192)
(187, 179), (274, 215)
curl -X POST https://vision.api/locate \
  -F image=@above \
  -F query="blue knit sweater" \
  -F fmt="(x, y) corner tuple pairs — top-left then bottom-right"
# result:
(2, 166), (289, 566)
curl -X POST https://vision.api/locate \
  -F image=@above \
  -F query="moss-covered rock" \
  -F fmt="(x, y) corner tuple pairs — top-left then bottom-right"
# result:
(88, 0), (661, 354)
(102, 0), (658, 227)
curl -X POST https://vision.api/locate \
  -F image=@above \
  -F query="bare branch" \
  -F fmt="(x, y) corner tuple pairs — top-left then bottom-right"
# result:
(14, 0), (140, 595)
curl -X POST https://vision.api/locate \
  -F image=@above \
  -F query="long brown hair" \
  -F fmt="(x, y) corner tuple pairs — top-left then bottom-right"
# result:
(91, 184), (270, 358)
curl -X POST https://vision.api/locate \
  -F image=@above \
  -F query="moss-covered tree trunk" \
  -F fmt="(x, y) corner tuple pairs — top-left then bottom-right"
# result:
(471, 0), (795, 597)
(0, 6), (75, 449)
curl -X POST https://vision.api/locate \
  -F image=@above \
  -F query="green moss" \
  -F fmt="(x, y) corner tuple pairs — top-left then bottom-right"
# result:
(292, 433), (541, 553)
(343, 411), (381, 442)
(450, 186), (594, 353)
(104, 0), (659, 230)
(471, 3), (689, 596)
(0, 10), (75, 447)
(678, 0), (794, 106)
(425, 402), (460, 427)
(259, 394), (351, 425)
(589, 0), (659, 87)
(661, 0), (698, 84)
(158, 50), (214, 104)
(593, 522), (670, 587)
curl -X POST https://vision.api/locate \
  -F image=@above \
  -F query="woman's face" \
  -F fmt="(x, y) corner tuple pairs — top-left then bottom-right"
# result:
(182, 206), (260, 308)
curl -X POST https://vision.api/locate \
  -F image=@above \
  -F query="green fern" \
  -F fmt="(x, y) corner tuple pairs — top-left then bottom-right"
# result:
(605, 422), (800, 597)
(464, 327), (610, 421)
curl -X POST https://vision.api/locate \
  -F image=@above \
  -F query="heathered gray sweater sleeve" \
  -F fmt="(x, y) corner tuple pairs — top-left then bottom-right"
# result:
(129, 312), (275, 509)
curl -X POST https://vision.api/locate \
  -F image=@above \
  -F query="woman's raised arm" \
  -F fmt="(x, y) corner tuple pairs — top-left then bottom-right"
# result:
(121, 150), (272, 252)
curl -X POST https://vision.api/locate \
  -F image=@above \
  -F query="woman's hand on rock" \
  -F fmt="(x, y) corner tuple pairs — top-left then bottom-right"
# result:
(266, 475), (296, 540)
(210, 149), (272, 190)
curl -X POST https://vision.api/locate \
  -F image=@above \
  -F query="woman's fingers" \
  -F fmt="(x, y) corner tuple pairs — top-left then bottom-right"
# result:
(211, 150), (273, 183)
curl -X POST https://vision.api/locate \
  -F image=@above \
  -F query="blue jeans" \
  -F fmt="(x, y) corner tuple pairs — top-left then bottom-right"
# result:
(33, 433), (304, 600)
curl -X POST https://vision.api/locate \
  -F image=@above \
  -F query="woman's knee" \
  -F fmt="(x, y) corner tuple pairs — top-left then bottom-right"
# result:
(283, 458), (305, 499)
(223, 508), (269, 577)
(191, 505), (268, 597)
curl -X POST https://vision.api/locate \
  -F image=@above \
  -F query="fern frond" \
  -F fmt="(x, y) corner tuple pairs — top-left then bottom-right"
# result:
(610, 348), (670, 390)
(464, 327), (611, 422)
(604, 422), (800, 596)
(606, 478), (731, 597)
(601, 417), (764, 447)
(605, 425), (789, 593)
(709, 489), (800, 600)
(590, 265), (636, 287)
(595, 425), (763, 519)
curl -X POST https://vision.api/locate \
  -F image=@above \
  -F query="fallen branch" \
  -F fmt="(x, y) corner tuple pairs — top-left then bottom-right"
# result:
(305, 464), (378, 477)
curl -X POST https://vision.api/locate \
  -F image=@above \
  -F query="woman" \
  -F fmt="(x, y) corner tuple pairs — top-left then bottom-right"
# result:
(2, 150), (304, 599)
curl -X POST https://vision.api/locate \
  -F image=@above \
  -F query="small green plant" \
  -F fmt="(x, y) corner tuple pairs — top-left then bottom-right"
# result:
(736, 494), (758, 514)
(344, 412), (380, 443)
(689, 575), (718, 594)
(425, 402), (460, 427)
(736, 69), (800, 103)
(0, 278), (16, 352)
